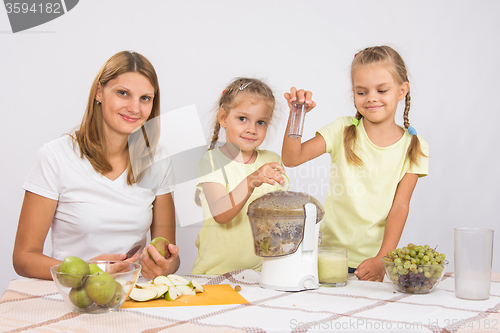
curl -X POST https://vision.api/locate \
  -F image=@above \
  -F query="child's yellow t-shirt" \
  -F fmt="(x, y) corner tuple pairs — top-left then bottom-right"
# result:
(316, 116), (429, 268)
(191, 148), (282, 275)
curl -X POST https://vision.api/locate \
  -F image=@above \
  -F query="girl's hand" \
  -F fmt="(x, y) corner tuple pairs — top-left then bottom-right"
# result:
(284, 87), (316, 112)
(139, 243), (179, 279)
(248, 162), (285, 189)
(354, 257), (386, 282)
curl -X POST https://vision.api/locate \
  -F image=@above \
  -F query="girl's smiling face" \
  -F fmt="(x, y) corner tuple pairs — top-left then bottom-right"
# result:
(96, 72), (155, 140)
(218, 94), (271, 153)
(352, 63), (408, 126)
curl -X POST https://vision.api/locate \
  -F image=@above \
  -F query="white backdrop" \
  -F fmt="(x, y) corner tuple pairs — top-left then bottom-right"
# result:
(1, 0), (499, 293)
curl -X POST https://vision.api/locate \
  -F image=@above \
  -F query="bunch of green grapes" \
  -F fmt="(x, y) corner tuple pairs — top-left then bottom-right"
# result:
(382, 243), (448, 293)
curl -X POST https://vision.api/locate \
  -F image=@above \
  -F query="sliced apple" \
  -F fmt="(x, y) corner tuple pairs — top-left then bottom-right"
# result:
(154, 275), (175, 287)
(187, 279), (204, 293)
(167, 274), (189, 286)
(164, 286), (182, 301)
(176, 285), (196, 296)
(129, 288), (157, 302)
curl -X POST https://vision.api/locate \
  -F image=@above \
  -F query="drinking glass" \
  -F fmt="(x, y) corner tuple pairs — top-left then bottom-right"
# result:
(318, 247), (348, 287)
(288, 102), (307, 139)
(454, 227), (494, 300)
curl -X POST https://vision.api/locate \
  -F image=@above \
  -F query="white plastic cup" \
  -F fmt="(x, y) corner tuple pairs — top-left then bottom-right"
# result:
(454, 228), (494, 300)
(318, 247), (348, 287)
(288, 102), (306, 139)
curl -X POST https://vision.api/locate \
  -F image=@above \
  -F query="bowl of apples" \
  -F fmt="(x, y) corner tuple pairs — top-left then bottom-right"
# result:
(50, 257), (141, 313)
(381, 244), (448, 294)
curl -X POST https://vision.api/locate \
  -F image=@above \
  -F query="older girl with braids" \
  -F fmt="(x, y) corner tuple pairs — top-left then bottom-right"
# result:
(282, 46), (428, 282)
(191, 77), (286, 275)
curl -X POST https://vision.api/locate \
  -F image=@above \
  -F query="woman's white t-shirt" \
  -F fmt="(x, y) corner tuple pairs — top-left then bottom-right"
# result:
(23, 135), (174, 261)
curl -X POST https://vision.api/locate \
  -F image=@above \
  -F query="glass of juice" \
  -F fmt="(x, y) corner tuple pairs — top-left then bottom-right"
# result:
(318, 247), (348, 287)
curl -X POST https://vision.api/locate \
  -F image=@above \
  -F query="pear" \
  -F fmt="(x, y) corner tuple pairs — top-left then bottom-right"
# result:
(167, 274), (189, 286)
(164, 286), (182, 301)
(153, 275), (175, 287)
(148, 237), (171, 262)
(85, 271), (116, 305)
(129, 288), (157, 302)
(149, 285), (170, 299)
(89, 263), (104, 275)
(176, 285), (196, 296)
(57, 256), (90, 288)
(106, 281), (125, 306)
(69, 286), (93, 308)
(187, 279), (204, 293)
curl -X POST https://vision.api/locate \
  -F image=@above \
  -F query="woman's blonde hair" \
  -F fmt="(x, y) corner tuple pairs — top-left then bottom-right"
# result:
(344, 45), (426, 167)
(208, 77), (275, 150)
(74, 51), (160, 185)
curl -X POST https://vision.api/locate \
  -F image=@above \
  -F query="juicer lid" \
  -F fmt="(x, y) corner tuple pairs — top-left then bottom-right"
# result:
(247, 191), (325, 222)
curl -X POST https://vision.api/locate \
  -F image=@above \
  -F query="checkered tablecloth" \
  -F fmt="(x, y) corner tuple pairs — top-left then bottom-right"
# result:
(1, 270), (499, 333)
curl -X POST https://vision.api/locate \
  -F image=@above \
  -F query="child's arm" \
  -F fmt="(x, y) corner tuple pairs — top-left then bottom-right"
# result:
(202, 162), (284, 224)
(282, 87), (325, 167)
(355, 173), (419, 282)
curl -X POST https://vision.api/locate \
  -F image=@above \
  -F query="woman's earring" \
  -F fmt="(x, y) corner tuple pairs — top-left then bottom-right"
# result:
(96, 100), (101, 105)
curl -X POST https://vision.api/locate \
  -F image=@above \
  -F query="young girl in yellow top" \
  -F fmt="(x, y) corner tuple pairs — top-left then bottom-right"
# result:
(191, 77), (286, 275)
(282, 46), (429, 282)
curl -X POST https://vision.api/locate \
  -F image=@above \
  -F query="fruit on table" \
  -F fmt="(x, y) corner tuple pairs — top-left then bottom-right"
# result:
(85, 271), (117, 305)
(148, 237), (171, 262)
(129, 275), (204, 302)
(383, 243), (447, 293)
(69, 286), (93, 308)
(107, 281), (125, 306)
(57, 256), (90, 288)
(164, 286), (182, 301)
(89, 263), (104, 275)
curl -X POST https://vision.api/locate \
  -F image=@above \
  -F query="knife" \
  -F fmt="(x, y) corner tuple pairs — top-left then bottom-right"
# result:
(125, 245), (141, 259)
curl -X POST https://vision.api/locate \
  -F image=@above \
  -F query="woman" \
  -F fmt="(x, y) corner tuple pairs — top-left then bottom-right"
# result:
(13, 51), (180, 280)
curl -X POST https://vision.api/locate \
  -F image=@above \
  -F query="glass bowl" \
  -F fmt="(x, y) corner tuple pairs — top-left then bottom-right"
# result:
(50, 260), (141, 313)
(381, 257), (448, 294)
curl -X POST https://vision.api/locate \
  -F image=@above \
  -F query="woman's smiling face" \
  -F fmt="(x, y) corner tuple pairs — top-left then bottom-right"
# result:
(96, 72), (155, 140)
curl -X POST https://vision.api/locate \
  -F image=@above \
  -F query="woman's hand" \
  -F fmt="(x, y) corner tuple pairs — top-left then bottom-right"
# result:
(139, 243), (179, 279)
(354, 257), (386, 282)
(90, 252), (140, 262)
(284, 87), (316, 112)
(248, 162), (285, 189)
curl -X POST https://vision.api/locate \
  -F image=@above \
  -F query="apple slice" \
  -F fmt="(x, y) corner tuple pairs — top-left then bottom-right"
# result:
(167, 274), (189, 286)
(154, 275), (175, 287)
(129, 288), (157, 302)
(187, 279), (204, 293)
(164, 286), (182, 301)
(150, 285), (169, 299)
(177, 285), (196, 296)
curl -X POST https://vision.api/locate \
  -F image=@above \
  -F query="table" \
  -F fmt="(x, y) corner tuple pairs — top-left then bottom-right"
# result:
(1, 270), (499, 333)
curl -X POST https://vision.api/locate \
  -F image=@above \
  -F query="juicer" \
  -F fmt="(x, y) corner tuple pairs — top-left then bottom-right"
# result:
(247, 191), (324, 291)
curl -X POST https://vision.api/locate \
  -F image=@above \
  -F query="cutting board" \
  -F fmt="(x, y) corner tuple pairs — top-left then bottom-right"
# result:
(121, 284), (249, 308)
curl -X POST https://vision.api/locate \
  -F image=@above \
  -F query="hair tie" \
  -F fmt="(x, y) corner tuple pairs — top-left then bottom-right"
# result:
(222, 90), (225, 95)
(239, 82), (251, 90)
(351, 118), (359, 127)
(408, 126), (417, 136)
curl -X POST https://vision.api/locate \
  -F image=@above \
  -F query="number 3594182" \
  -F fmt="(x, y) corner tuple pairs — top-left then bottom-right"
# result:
(5, 2), (62, 14)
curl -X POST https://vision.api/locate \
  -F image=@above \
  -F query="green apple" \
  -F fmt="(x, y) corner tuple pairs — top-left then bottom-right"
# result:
(69, 286), (93, 308)
(148, 237), (171, 262)
(106, 281), (125, 306)
(89, 263), (104, 275)
(57, 256), (90, 288)
(85, 271), (116, 305)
